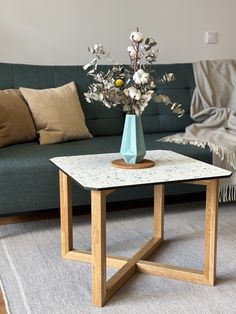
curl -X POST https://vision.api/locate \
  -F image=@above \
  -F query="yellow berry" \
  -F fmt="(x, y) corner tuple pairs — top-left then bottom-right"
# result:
(115, 79), (124, 87)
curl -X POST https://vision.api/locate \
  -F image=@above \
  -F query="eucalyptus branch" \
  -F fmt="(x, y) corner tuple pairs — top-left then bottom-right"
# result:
(152, 93), (185, 117)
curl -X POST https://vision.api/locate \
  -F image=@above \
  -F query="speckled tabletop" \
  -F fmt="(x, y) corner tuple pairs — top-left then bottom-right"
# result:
(50, 150), (231, 190)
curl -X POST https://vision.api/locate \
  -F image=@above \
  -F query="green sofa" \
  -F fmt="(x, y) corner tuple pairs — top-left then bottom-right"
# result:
(0, 62), (211, 216)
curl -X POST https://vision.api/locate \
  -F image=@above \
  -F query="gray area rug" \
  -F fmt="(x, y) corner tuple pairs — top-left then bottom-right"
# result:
(0, 201), (236, 314)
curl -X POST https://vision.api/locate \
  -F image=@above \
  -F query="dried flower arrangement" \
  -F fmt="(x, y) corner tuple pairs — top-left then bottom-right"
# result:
(83, 28), (185, 117)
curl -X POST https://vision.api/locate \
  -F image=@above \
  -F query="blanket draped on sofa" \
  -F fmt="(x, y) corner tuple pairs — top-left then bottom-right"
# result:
(161, 59), (236, 202)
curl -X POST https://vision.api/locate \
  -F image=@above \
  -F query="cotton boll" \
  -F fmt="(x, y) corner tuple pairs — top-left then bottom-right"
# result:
(128, 86), (137, 98)
(128, 87), (142, 100)
(133, 69), (149, 85)
(141, 72), (149, 84)
(133, 71), (142, 85)
(130, 31), (144, 43)
(127, 46), (136, 59)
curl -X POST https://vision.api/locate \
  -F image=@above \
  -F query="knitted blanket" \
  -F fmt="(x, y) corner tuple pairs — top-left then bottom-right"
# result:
(161, 59), (236, 202)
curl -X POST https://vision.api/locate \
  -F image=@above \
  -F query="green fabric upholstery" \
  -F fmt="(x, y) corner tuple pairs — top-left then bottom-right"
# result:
(142, 63), (195, 133)
(0, 63), (194, 136)
(0, 62), (211, 216)
(13, 64), (55, 89)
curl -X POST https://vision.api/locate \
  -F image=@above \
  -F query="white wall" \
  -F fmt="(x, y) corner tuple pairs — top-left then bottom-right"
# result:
(0, 0), (235, 65)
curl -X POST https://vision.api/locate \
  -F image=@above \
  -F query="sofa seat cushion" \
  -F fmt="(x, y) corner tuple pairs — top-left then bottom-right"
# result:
(0, 132), (211, 166)
(0, 133), (211, 215)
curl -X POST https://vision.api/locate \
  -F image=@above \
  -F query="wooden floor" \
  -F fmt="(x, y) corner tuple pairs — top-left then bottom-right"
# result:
(0, 291), (7, 314)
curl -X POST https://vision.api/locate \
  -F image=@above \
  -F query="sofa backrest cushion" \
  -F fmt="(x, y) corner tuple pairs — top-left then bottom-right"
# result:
(0, 62), (195, 136)
(142, 63), (195, 133)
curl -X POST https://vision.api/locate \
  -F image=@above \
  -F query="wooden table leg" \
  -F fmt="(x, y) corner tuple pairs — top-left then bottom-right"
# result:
(204, 179), (219, 285)
(91, 190), (107, 306)
(154, 184), (165, 239)
(59, 170), (73, 256)
(58, 176), (221, 307)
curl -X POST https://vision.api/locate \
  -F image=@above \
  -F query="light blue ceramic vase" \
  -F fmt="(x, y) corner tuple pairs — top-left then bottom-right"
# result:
(120, 114), (146, 164)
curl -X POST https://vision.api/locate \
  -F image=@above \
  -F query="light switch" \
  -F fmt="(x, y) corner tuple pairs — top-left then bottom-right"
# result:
(205, 32), (217, 44)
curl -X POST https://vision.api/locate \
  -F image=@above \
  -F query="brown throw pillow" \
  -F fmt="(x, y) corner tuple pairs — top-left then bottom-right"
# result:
(0, 89), (36, 148)
(20, 82), (92, 145)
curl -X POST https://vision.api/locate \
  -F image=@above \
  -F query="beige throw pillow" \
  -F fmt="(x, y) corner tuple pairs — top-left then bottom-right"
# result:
(0, 89), (36, 148)
(20, 82), (92, 145)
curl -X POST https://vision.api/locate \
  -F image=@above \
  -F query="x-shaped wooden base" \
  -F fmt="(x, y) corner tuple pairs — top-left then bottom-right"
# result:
(59, 171), (219, 307)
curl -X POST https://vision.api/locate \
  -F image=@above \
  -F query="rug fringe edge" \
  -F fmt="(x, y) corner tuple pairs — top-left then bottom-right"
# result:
(159, 136), (236, 170)
(219, 184), (236, 202)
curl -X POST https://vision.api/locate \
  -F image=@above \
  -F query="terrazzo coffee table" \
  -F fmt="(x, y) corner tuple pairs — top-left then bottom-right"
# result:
(51, 150), (231, 307)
